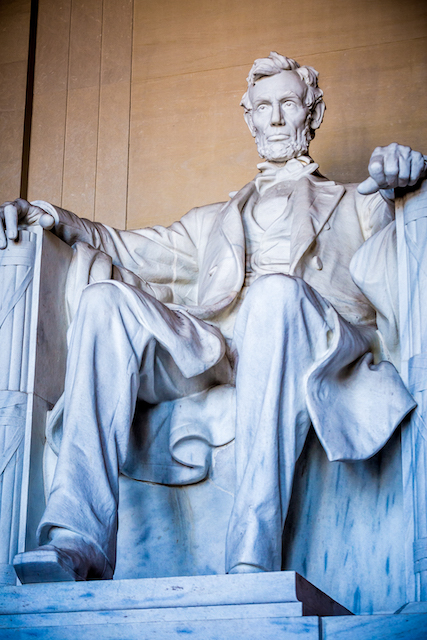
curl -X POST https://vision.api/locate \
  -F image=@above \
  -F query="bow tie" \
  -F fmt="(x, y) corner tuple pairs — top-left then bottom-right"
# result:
(255, 157), (318, 195)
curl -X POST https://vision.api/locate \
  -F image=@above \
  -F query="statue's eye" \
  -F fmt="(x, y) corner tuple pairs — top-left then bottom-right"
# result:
(283, 101), (294, 109)
(257, 104), (268, 112)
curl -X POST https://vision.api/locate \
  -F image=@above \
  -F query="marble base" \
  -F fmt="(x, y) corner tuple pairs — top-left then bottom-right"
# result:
(396, 600), (427, 614)
(0, 571), (349, 638)
(0, 572), (426, 639)
(0, 571), (350, 617)
(322, 613), (427, 640)
(114, 429), (407, 615)
(1, 613), (427, 640)
(0, 615), (322, 640)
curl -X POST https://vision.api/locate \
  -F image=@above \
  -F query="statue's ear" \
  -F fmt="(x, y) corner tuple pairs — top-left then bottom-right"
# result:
(310, 100), (325, 131)
(244, 110), (256, 138)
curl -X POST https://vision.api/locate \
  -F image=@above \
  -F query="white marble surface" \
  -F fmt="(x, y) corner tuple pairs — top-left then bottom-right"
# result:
(322, 613), (427, 640)
(114, 440), (235, 579)
(395, 180), (427, 603)
(114, 427), (407, 614)
(0, 603), (309, 627)
(282, 429), (406, 615)
(0, 571), (346, 615)
(0, 617), (321, 640)
(0, 571), (345, 639)
(1, 613), (426, 640)
(0, 574), (425, 640)
(0, 228), (71, 584)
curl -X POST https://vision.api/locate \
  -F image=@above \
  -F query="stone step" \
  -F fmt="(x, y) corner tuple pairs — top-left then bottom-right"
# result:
(0, 611), (427, 639)
(0, 571), (350, 617)
(0, 615), (324, 639)
(0, 572), (426, 639)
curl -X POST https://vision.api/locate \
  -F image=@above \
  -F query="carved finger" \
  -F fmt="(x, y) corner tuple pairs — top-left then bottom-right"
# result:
(23, 204), (54, 229)
(0, 218), (7, 249)
(12, 198), (30, 221)
(397, 152), (411, 188)
(25, 204), (43, 224)
(383, 147), (400, 189)
(368, 155), (388, 189)
(357, 176), (380, 195)
(38, 212), (55, 229)
(0, 201), (14, 248)
(4, 203), (18, 240)
(409, 151), (426, 185)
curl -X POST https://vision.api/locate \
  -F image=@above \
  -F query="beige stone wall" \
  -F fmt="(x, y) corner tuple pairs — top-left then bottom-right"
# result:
(27, 0), (132, 228)
(26, 0), (427, 229)
(0, 0), (31, 204)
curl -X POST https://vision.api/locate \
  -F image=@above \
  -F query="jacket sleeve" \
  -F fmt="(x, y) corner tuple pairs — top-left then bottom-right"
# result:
(32, 200), (206, 305)
(354, 188), (395, 241)
(350, 190), (400, 366)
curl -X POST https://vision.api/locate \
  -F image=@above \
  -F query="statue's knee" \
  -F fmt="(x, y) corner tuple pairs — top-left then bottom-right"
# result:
(79, 281), (123, 312)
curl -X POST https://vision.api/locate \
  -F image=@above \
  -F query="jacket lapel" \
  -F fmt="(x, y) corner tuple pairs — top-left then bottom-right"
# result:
(289, 176), (345, 274)
(197, 175), (345, 314)
(197, 182), (253, 310)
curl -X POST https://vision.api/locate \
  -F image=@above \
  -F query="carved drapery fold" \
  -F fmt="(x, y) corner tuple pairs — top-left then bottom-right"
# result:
(396, 179), (427, 602)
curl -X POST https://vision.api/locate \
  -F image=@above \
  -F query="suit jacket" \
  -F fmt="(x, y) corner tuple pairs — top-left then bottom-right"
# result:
(35, 172), (414, 484)
(44, 173), (391, 327)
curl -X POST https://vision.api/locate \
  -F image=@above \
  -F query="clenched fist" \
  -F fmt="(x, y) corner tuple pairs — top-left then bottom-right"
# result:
(358, 144), (427, 195)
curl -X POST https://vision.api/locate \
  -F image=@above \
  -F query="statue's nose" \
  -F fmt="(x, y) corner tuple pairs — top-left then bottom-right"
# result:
(271, 102), (284, 126)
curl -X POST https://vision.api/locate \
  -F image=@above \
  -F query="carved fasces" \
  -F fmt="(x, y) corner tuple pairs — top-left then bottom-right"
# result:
(0, 230), (36, 584)
(0, 226), (72, 585)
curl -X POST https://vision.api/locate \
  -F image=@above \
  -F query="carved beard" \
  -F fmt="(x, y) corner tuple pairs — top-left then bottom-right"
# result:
(255, 122), (312, 163)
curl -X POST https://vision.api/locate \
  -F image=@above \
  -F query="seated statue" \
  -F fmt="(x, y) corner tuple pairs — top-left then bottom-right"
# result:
(1, 52), (425, 583)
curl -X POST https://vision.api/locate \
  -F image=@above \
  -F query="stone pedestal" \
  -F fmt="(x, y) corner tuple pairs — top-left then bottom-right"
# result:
(0, 572), (426, 639)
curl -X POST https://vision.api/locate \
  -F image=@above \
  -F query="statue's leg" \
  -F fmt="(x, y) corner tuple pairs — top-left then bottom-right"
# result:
(225, 274), (333, 574)
(15, 281), (228, 582)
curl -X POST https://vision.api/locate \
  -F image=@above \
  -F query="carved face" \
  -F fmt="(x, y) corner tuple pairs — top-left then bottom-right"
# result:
(247, 71), (312, 163)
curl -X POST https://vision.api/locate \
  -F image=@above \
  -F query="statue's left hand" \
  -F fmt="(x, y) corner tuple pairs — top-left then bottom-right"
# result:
(0, 198), (55, 249)
(358, 143), (427, 195)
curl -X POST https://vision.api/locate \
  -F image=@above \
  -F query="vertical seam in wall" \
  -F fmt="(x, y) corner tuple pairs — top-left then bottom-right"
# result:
(319, 616), (323, 640)
(93, 0), (104, 222)
(125, 0), (134, 230)
(20, 0), (39, 200)
(61, 0), (73, 207)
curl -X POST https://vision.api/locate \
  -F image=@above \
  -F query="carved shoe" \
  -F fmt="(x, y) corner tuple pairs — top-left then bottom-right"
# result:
(228, 563), (267, 574)
(13, 531), (113, 584)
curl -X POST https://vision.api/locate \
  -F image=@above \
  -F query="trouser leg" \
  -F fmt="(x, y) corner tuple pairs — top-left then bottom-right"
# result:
(225, 274), (334, 573)
(37, 281), (228, 569)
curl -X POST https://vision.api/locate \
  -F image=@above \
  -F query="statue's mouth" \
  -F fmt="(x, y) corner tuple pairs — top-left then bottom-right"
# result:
(267, 134), (289, 141)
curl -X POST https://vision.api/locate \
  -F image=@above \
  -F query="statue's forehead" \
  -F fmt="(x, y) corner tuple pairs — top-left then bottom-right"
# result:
(249, 70), (306, 101)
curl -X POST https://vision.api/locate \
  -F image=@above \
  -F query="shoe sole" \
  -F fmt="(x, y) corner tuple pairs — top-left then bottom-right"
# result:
(13, 548), (82, 584)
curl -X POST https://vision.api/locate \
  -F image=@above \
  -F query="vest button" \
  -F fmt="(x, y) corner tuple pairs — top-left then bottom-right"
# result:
(312, 256), (323, 270)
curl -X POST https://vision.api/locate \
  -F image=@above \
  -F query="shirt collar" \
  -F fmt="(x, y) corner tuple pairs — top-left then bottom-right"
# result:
(255, 156), (318, 195)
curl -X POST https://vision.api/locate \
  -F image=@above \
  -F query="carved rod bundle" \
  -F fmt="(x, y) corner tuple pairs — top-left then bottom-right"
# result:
(0, 230), (35, 584)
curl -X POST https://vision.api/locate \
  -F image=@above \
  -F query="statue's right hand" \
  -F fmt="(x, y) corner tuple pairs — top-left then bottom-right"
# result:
(0, 198), (55, 249)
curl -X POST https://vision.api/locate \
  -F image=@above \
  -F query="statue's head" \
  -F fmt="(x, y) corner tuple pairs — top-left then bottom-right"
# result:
(241, 52), (325, 163)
